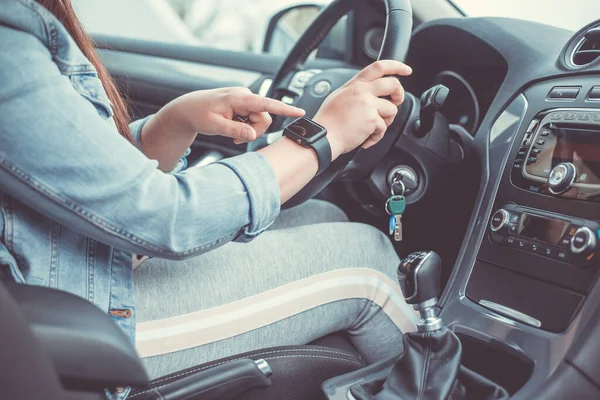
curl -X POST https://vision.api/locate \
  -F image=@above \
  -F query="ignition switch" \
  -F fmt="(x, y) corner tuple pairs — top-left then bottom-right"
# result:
(388, 166), (419, 196)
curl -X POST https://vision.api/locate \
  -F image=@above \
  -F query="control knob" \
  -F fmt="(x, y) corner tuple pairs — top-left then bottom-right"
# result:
(490, 209), (511, 232)
(570, 227), (597, 261)
(548, 162), (577, 195)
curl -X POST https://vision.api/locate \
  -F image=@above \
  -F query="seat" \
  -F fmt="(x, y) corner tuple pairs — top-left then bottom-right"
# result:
(2, 281), (365, 400)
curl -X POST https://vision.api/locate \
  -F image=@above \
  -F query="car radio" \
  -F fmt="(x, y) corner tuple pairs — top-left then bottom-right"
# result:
(489, 204), (600, 268)
(511, 108), (600, 201)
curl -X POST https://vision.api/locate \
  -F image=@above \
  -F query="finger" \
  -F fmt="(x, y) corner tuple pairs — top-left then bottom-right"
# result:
(353, 60), (412, 82)
(235, 94), (305, 117)
(362, 131), (384, 149)
(375, 98), (399, 119)
(370, 77), (405, 105)
(372, 117), (388, 137)
(233, 138), (248, 145)
(247, 111), (273, 137)
(384, 116), (395, 126)
(219, 118), (257, 142)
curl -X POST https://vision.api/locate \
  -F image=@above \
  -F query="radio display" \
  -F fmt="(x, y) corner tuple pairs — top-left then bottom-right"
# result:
(518, 213), (568, 245)
(526, 126), (600, 185)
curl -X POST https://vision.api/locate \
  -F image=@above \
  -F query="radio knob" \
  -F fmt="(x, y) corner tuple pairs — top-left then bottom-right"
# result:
(548, 162), (577, 195)
(490, 209), (510, 232)
(570, 227), (597, 259)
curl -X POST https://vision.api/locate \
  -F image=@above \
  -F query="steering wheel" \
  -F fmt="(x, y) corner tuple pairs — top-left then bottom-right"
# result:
(265, 0), (413, 207)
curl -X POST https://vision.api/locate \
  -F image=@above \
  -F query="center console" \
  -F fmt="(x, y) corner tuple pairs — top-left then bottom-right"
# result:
(436, 74), (600, 399)
(466, 78), (600, 334)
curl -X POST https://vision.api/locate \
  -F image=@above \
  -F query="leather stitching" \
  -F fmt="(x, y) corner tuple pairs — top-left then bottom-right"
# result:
(419, 333), (432, 400)
(129, 354), (364, 398)
(134, 348), (362, 388)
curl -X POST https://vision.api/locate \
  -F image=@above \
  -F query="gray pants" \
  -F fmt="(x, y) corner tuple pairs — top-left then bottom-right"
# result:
(134, 200), (418, 379)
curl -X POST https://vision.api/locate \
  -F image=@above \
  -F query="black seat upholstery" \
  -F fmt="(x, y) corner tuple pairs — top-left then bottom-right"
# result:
(129, 345), (365, 400)
(2, 281), (365, 399)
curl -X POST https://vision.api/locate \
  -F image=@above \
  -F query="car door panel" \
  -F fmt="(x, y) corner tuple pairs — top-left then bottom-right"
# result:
(98, 49), (263, 118)
(94, 35), (350, 117)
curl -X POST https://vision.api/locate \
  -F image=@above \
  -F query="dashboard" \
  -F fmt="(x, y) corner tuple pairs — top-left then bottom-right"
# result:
(399, 15), (600, 400)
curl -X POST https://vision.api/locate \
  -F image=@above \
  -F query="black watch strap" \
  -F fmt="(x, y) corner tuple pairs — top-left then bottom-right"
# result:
(312, 137), (332, 176)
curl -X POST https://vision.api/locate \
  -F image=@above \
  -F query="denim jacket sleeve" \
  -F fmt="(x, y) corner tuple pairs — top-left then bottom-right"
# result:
(129, 116), (190, 174)
(0, 27), (281, 260)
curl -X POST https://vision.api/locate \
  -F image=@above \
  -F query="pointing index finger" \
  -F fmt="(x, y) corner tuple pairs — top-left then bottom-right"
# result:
(238, 94), (305, 118)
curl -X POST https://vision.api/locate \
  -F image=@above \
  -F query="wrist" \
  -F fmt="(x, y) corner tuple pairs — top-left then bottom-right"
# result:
(312, 116), (342, 160)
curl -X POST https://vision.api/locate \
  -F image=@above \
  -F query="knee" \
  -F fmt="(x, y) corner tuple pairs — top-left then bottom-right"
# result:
(312, 199), (349, 223)
(334, 222), (400, 273)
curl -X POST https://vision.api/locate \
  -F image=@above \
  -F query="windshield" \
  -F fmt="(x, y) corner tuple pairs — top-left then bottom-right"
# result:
(452, 0), (600, 32)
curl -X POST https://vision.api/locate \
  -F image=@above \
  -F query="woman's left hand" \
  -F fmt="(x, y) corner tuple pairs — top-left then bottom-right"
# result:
(160, 87), (305, 144)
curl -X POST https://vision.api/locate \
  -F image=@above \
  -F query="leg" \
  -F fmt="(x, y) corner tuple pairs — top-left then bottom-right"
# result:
(134, 222), (417, 379)
(270, 199), (348, 230)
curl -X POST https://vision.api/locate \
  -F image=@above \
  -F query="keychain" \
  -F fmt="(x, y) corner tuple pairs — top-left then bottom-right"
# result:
(385, 178), (407, 242)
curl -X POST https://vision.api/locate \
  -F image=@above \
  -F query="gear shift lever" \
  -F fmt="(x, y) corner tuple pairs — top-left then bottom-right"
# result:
(397, 251), (443, 332)
(338, 251), (509, 399)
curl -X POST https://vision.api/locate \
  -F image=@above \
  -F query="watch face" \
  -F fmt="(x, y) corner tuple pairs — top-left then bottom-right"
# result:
(287, 118), (325, 141)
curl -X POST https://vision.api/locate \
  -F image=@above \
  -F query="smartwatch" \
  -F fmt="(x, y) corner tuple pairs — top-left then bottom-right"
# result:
(283, 117), (331, 175)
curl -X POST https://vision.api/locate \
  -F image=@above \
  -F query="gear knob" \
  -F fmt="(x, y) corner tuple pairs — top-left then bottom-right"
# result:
(397, 251), (442, 307)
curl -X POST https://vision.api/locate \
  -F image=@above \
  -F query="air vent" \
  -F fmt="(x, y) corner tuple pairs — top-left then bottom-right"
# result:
(571, 27), (600, 66)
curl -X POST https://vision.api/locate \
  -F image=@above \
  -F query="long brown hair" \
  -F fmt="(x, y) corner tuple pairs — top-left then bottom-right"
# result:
(38, 0), (133, 143)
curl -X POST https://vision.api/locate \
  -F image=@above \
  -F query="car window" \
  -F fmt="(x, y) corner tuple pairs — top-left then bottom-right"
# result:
(451, 0), (600, 32)
(73, 0), (332, 54)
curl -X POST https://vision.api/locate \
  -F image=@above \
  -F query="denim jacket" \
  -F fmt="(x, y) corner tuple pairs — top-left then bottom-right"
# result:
(0, 0), (281, 345)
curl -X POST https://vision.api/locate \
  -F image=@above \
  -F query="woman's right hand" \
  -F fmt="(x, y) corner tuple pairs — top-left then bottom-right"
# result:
(313, 60), (412, 159)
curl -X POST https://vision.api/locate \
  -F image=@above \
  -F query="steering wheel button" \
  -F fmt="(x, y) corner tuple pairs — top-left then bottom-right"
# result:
(540, 129), (551, 136)
(536, 139), (546, 146)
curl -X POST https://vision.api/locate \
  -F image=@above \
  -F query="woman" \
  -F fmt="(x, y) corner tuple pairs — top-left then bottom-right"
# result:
(0, 0), (418, 383)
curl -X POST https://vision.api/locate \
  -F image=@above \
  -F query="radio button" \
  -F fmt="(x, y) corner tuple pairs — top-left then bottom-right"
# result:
(508, 224), (519, 234)
(506, 236), (517, 246)
(560, 237), (571, 247)
(549, 113), (563, 121)
(556, 250), (569, 261)
(526, 119), (539, 133)
(543, 247), (554, 257)
(577, 113), (591, 122)
(548, 162), (577, 195)
(548, 86), (580, 100)
(517, 149), (527, 157)
(509, 213), (520, 224)
(587, 86), (600, 101)
(564, 112), (577, 121)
